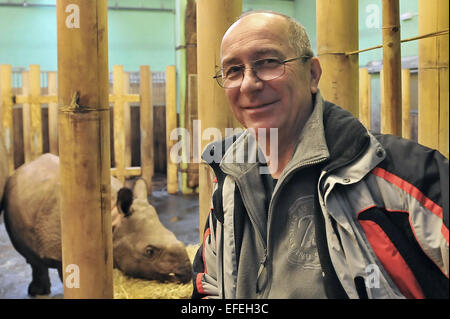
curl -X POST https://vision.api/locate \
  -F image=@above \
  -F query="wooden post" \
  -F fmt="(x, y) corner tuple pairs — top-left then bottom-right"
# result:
(401, 69), (411, 139)
(29, 65), (43, 160)
(1, 64), (14, 173)
(381, 0), (402, 136)
(380, 69), (386, 133)
(418, 0), (449, 158)
(359, 68), (371, 129)
(187, 74), (199, 189)
(177, 0), (189, 195)
(197, 0), (242, 239)
(22, 72), (32, 164)
(140, 65), (154, 194)
(124, 71), (131, 168)
(316, 0), (359, 117)
(166, 65), (178, 194)
(113, 65), (126, 184)
(185, 0), (199, 192)
(48, 72), (58, 155)
(57, 0), (113, 299)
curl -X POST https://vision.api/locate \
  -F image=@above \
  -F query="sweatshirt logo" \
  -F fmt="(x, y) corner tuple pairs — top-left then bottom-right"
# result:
(287, 196), (321, 269)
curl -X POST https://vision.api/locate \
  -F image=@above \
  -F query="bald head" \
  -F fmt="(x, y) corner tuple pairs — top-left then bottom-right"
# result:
(222, 11), (314, 62)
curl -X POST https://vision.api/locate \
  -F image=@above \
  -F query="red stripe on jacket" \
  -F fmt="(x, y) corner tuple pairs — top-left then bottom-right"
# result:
(359, 219), (425, 299)
(196, 273), (206, 295)
(372, 167), (448, 242)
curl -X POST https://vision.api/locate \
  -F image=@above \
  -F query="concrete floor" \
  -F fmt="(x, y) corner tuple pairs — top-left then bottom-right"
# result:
(0, 174), (200, 299)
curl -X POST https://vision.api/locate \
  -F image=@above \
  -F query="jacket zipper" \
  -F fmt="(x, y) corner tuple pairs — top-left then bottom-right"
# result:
(263, 156), (328, 295)
(231, 156), (328, 296)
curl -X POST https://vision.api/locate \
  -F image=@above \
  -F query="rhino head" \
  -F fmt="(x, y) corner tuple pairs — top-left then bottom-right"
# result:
(112, 179), (193, 283)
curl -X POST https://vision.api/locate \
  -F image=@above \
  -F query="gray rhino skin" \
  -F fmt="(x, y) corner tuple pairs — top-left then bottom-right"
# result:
(1, 153), (192, 296)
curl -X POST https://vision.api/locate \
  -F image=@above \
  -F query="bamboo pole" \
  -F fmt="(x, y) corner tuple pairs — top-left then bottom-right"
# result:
(29, 65), (43, 160)
(1, 64), (14, 173)
(380, 69), (386, 133)
(359, 68), (371, 129)
(113, 65), (125, 184)
(418, 0), (449, 158)
(316, 0), (359, 117)
(140, 65), (154, 194)
(401, 69), (411, 139)
(22, 72), (32, 164)
(166, 65), (178, 194)
(187, 74), (199, 189)
(184, 0), (198, 194)
(381, 0), (402, 136)
(57, 0), (113, 299)
(124, 71), (131, 168)
(176, 0), (189, 195)
(48, 72), (58, 154)
(197, 0), (242, 240)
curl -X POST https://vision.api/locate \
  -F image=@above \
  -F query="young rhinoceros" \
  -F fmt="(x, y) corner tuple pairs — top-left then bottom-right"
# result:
(113, 178), (193, 284)
(1, 153), (192, 296)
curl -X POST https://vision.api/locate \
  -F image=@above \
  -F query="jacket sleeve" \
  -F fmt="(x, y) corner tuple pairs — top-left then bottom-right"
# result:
(192, 185), (220, 299)
(435, 150), (449, 275)
(374, 135), (449, 298)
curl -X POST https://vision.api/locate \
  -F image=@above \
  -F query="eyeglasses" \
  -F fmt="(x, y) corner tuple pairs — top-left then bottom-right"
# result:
(213, 56), (311, 89)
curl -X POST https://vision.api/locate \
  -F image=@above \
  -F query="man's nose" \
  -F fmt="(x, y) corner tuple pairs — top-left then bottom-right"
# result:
(240, 68), (263, 93)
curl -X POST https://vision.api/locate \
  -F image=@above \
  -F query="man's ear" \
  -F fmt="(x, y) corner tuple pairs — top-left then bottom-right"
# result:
(310, 57), (322, 94)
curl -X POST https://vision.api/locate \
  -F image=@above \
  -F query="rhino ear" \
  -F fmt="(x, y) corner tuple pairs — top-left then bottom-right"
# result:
(117, 187), (133, 217)
(133, 178), (149, 200)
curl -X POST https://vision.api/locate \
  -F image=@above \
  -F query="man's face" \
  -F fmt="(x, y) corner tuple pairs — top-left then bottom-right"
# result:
(220, 13), (320, 141)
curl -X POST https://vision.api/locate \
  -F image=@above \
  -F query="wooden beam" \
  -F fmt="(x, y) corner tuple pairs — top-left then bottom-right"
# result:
(316, 0), (359, 116)
(21, 71), (32, 164)
(166, 65), (178, 194)
(359, 68), (371, 129)
(197, 0), (242, 240)
(124, 71), (131, 168)
(139, 65), (154, 194)
(187, 74), (199, 189)
(48, 72), (58, 154)
(418, 0), (449, 158)
(110, 166), (141, 177)
(57, 0), (113, 299)
(401, 69), (411, 139)
(113, 65), (125, 184)
(108, 94), (139, 103)
(1, 64), (14, 173)
(381, 0), (402, 136)
(29, 65), (43, 160)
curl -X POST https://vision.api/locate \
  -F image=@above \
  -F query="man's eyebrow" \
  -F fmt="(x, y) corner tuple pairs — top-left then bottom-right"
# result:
(221, 57), (242, 68)
(221, 48), (284, 67)
(252, 48), (284, 58)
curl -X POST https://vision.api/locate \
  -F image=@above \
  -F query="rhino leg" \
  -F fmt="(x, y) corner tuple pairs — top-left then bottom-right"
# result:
(28, 261), (51, 296)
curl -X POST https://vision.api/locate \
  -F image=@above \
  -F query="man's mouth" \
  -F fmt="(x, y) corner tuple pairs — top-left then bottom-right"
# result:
(243, 100), (279, 109)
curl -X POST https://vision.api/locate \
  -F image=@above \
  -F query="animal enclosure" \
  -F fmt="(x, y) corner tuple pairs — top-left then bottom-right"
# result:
(0, 64), (169, 186)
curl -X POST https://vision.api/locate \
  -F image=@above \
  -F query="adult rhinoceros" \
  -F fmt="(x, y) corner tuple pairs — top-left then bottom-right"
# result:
(1, 153), (192, 296)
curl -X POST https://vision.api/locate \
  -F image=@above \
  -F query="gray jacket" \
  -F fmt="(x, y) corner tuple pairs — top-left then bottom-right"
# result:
(192, 92), (449, 299)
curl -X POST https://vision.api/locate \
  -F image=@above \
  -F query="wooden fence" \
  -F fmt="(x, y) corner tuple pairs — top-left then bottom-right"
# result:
(0, 64), (168, 189)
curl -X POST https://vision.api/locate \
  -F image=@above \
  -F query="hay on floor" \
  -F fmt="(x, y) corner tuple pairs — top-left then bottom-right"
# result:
(113, 244), (199, 299)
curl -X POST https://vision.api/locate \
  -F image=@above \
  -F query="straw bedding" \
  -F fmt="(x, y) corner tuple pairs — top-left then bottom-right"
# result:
(113, 244), (199, 299)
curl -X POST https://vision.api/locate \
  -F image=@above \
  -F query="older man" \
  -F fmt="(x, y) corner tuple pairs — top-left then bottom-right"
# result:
(192, 11), (448, 299)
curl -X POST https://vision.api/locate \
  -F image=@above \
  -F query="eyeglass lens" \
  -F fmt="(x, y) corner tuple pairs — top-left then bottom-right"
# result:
(220, 59), (285, 88)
